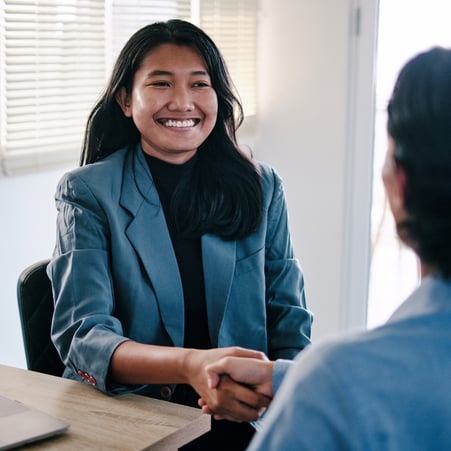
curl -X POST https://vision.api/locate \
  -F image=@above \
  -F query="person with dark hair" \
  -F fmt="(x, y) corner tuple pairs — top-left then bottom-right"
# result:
(201, 47), (451, 450)
(47, 19), (312, 450)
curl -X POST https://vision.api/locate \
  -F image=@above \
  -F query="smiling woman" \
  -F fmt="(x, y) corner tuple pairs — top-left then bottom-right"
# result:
(47, 19), (313, 451)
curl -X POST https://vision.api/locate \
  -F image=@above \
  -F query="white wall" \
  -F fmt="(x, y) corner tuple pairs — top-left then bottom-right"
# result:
(255, 0), (375, 340)
(0, 166), (72, 368)
(0, 0), (377, 368)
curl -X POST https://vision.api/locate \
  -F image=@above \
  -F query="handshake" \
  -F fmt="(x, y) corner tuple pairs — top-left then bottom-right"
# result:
(195, 349), (276, 423)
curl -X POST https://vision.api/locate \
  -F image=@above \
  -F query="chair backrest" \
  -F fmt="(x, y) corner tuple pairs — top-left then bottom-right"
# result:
(17, 259), (65, 377)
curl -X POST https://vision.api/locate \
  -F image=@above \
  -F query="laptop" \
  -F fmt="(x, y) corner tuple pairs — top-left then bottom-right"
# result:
(0, 395), (69, 450)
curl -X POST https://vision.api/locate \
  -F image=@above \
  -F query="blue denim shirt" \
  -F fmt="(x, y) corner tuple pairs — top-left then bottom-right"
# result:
(248, 276), (451, 450)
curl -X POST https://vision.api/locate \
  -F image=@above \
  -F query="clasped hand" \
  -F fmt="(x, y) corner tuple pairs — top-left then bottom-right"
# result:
(189, 350), (275, 423)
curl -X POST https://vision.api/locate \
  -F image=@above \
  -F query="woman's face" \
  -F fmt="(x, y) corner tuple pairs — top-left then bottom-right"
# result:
(117, 43), (218, 164)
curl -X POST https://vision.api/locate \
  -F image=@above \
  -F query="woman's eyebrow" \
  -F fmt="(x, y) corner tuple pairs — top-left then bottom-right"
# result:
(145, 69), (210, 77)
(146, 70), (172, 77)
(191, 70), (210, 76)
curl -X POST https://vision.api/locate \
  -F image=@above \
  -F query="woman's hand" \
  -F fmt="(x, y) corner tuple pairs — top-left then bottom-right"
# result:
(184, 347), (272, 422)
(205, 356), (275, 398)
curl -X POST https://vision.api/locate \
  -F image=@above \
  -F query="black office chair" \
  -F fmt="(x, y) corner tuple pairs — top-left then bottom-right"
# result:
(17, 259), (65, 377)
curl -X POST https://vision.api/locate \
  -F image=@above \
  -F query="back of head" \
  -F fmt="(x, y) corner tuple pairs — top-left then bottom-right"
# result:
(387, 47), (451, 277)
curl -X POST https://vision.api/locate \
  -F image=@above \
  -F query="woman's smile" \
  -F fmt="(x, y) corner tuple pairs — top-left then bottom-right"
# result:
(157, 118), (201, 128)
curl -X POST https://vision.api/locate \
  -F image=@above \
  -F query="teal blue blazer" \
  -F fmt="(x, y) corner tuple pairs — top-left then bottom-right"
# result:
(48, 145), (312, 399)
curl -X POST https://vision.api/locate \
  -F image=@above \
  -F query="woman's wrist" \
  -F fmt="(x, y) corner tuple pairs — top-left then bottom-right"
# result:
(180, 347), (200, 385)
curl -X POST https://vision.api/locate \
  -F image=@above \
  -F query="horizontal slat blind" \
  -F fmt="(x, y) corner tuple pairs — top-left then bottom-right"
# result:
(0, 0), (258, 175)
(0, 0), (106, 174)
(200, 0), (257, 117)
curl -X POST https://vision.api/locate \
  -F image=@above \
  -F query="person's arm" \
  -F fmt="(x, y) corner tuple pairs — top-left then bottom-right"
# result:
(262, 166), (313, 360)
(110, 342), (271, 417)
(247, 342), (358, 451)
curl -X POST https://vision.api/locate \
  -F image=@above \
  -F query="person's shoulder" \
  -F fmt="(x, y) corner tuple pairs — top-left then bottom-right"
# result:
(292, 326), (388, 374)
(67, 147), (129, 180)
(61, 148), (128, 184)
(255, 160), (278, 178)
(56, 147), (130, 198)
(254, 160), (284, 190)
(296, 319), (419, 392)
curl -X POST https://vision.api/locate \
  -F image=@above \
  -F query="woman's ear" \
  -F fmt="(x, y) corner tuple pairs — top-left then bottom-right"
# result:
(116, 88), (132, 117)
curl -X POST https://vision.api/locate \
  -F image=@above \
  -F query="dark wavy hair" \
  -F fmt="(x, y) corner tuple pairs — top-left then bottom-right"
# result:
(387, 46), (451, 277)
(81, 19), (262, 240)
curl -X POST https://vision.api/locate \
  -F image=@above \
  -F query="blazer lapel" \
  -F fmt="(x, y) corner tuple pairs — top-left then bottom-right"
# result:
(120, 147), (185, 347)
(202, 234), (236, 346)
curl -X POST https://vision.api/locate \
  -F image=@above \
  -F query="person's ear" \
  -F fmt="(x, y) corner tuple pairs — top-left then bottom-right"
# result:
(391, 165), (408, 219)
(116, 88), (132, 117)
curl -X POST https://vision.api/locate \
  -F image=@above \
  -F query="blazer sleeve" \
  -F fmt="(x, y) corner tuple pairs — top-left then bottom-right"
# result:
(48, 171), (136, 394)
(263, 166), (313, 360)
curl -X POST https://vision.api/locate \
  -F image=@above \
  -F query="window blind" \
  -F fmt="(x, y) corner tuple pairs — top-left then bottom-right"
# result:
(0, 0), (106, 174)
(200, 0), (257, 117)
(0, 0), (258, 175)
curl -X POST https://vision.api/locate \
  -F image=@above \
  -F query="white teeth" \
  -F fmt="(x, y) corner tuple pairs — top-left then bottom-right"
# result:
(163, 119), (195, 128)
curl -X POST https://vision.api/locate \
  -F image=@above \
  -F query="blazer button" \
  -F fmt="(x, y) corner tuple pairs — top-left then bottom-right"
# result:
(160, 386), (172, 399)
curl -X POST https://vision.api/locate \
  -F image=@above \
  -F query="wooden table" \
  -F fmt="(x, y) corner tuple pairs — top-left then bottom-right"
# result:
(0, 364), (210, 450)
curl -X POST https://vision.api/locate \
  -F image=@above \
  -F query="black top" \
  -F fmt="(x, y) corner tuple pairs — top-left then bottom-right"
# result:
(145, 152), (211, 350)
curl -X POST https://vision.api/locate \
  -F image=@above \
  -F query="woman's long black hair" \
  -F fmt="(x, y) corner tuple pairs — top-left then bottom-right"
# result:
(387, 46), (451, 276)
(81, 19), (262, 240)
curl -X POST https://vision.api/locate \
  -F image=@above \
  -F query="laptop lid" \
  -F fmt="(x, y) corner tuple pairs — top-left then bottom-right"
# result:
(0, 395), (69, 450)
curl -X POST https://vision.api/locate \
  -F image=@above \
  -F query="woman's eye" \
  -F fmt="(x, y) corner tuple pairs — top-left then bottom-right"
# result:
(151, 81), (170, 87)
(193, 81), (209, 87)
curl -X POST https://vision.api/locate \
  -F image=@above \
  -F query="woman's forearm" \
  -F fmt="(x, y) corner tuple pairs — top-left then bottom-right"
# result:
(109, 341), (195, 385)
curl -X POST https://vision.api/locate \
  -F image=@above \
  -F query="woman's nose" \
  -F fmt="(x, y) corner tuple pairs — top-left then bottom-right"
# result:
(167, 87), (194, 112)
